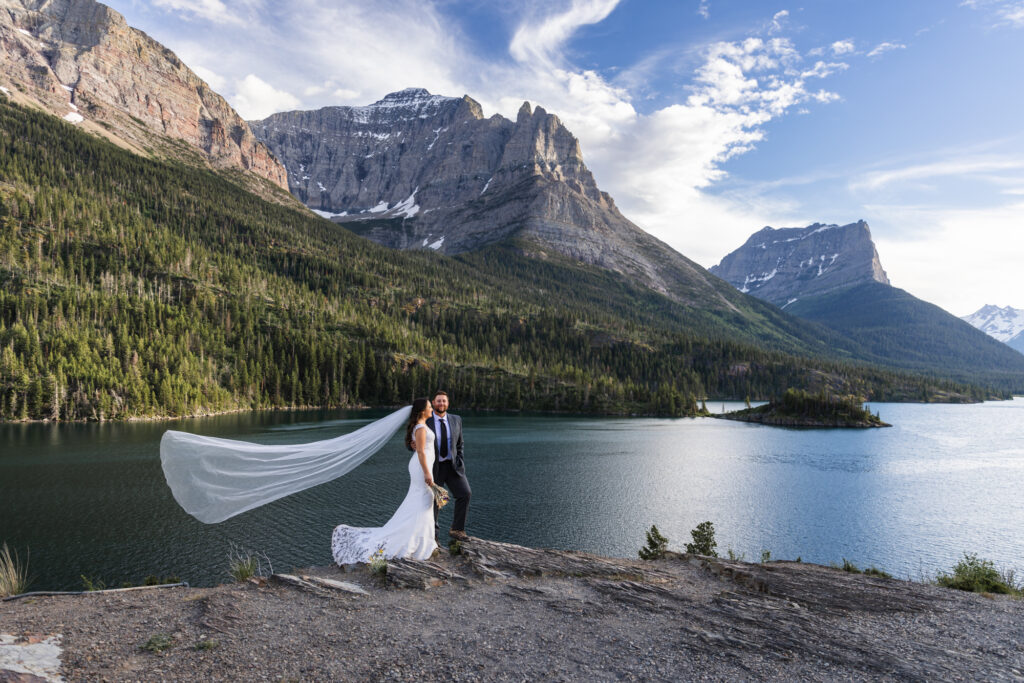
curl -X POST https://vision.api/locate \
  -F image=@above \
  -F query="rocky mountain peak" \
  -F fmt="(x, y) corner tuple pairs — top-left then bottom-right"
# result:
(711, 220), (890, 308)
(0, 0), (287, 190)
(251, 89), (738, 309)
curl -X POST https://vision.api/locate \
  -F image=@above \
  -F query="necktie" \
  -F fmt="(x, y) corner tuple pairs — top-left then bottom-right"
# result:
(439, 418), (449, 461)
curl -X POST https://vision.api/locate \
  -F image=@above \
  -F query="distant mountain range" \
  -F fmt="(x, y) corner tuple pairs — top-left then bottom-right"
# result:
(961, 305), (1024, 354)
(712, 222), (1024, 382)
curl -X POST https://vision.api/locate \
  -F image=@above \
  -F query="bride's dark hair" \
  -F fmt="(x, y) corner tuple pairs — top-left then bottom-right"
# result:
(405, 397), (431, 452)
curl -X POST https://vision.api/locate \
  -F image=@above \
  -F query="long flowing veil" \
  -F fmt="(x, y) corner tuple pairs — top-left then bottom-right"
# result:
(160, 406), (412, 523)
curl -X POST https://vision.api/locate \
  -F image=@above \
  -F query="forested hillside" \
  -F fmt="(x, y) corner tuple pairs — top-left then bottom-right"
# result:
(0, 99), (1001, 421)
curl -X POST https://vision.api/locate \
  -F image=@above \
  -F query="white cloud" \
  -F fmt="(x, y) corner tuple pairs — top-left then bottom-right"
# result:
(231, 74), (301, 119)
(867, 41), (907, 58)
(831, 39), (855, 55)
(509, 0), (620, 67)
(697, 1), (710, 19)
(801, 60), (849, 79)
(151, 0), (245, 24)
(769, 10), (789, 33)
(873, 202), (1024, 313)
(849, 157), (1024, 192)
(961, 0), (1024, 27)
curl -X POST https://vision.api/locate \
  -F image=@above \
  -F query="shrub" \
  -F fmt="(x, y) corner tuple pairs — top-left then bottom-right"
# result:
(141, 634), (174, 653)
(685, 521), (717, 557)
(638, 525), (669, 560)
(0, 543), (30, 597)
(760, 549), (772, 564)
(936, 553), (1020, 595)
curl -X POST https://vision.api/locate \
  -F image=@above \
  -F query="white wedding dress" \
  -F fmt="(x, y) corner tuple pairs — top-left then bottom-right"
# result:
(331, 423), (438, 564)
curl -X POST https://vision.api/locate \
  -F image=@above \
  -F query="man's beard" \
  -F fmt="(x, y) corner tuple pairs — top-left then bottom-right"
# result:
(434, 409), (447, 417)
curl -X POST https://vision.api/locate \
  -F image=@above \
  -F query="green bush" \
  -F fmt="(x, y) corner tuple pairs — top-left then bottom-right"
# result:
(936, 553), (1020, 595)
(638, 525), (669, 560)
(141, 634), (174, 653)
(685, 521), (717, 557)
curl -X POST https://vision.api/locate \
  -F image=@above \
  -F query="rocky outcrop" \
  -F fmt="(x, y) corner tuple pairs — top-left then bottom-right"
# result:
(0, 0), (287, 189)
(962, 304), (1024, 354)
(3, 536), (1021, 680)
(710, 221), (889, 308)
(250, 89), (740, 309)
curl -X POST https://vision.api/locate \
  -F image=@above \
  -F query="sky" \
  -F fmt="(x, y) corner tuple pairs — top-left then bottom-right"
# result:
(112, 0), (1024, 316)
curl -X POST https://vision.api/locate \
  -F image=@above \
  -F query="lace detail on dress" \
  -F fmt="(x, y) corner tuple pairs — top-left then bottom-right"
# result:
(331, 525), (378, 565)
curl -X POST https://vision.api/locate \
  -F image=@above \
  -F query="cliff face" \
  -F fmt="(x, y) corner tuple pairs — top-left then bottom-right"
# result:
(0, 0), (287, 189)
(251, 89), (738, 308)
(710, 221), (890, 309)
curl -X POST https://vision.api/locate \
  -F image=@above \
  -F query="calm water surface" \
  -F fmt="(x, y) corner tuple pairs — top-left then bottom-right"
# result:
(2, 399), (1022, 589)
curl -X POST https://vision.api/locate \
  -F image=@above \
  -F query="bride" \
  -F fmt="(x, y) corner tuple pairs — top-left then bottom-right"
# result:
(159, 398), (440, 565)
(331, 397), (438, 564)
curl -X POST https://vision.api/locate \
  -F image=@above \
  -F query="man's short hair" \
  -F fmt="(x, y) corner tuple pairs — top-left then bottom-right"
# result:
(433, 390), (448, 399)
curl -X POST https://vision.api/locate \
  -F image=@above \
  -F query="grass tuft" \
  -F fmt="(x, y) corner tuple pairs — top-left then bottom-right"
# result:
(227, 544), (271, 582)
(0, 543), (30, 597)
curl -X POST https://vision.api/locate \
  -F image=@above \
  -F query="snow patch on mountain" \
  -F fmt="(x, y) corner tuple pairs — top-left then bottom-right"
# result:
(961, 305), (1024, 343)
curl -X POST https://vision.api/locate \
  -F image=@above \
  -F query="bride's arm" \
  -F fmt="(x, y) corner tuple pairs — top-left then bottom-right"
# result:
(414, 427), (434, 487)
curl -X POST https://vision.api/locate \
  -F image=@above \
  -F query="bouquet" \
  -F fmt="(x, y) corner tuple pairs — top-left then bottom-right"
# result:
(429, 483), (450, 508)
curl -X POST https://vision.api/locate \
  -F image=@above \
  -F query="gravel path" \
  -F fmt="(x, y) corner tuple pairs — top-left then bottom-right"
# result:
(2, 537), (1022, 681)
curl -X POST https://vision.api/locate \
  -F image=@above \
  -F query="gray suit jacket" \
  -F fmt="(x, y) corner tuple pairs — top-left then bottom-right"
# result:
(427, 413), (464, 475)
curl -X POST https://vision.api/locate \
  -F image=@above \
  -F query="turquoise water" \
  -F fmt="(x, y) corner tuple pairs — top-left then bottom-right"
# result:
(2, 399), (1022, 589)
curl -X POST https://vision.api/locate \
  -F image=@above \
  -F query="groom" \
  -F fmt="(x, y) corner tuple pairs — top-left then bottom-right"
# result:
(428, 390), (471, 541)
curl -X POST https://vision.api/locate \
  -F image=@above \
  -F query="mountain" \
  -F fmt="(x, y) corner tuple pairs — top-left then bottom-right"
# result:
(2, 97), (1000, 422)
(962, 305), (1024, 355)
(250, 89), (746, 309)
(0, 0), (287, 191)
(710, 221), (889, 309)
(712, 222), (1024, 386)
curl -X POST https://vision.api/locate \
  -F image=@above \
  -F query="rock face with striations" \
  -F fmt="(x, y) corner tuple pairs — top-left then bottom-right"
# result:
(0, 0), (287, 189)
(710, 221), (890, 309)
(250, 89), (739, 308)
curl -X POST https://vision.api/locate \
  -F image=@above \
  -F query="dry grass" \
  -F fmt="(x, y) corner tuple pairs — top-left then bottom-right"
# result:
(0, 542), (30, 597)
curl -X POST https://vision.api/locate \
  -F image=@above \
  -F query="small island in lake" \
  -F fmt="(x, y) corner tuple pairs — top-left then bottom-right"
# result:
(717, 388), (891, 428)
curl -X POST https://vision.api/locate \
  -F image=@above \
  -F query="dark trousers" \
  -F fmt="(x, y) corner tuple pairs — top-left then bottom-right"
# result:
(433, 460), (471, 534)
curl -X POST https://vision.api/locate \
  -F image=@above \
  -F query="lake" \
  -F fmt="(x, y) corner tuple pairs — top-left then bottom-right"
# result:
(2, 399), (1022, 590)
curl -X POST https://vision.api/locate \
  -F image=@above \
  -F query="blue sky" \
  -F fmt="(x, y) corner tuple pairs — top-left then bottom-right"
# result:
(113, 0), (1024, 314)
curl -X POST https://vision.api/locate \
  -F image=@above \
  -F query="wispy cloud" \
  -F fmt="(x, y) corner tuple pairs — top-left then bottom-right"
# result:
(961, 0), (1024, 27)
(867, 41), (906, 58)
(850, 156), (1024, 192)
(150, 0), (253, 25)
(769, 10), (789, 33)
(697, 0), (710, 20)
(509, 0), (619, 67)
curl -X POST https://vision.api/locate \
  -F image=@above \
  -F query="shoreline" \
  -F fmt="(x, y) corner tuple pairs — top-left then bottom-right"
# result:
(2, 395), (1015, 426)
